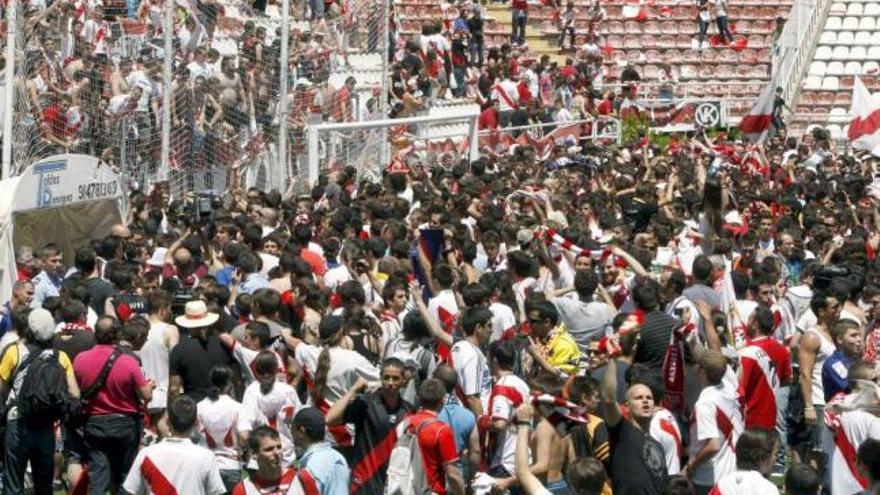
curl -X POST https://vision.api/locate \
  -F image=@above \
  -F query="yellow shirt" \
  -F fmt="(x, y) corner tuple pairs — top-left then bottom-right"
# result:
(546, 324), (581, 375)
(0, 342), (74, 420)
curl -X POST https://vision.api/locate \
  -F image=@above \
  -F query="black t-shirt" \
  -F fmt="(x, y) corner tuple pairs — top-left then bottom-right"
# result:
(467, 16), (484, 39)
(609, 420), (668, 495)
(83, 277), (115, 317)
(619, 196), (659, 233)
(634, 310), (679, 374)
(170, 332), (219, 403)
(344, 391), (414, 495)
(53, 330), (97, 362)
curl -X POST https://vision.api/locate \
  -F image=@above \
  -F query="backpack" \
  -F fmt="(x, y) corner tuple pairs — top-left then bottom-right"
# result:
(384, 417), (439, 495)
(15, 346), (73, 422)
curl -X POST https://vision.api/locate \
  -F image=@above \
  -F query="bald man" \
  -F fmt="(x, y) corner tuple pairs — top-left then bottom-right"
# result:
(110, 224), (132, 240)
(602, 357), (668, 495)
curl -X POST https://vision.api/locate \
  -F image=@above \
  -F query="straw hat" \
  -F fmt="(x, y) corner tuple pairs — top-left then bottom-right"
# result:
(174, 300), (219, 329)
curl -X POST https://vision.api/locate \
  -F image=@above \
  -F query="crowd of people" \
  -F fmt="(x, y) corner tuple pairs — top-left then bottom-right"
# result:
(10, 0), (880, 494)
(3, 98), (880, 495)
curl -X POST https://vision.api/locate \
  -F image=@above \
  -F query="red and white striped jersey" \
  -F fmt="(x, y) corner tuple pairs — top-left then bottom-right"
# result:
(428, 289), (459, 331)
(449, 339), (492, 412)
(293, 344), (380, 447)
(690, 367), (744, 487)
(122, 437), (226, 495)
(238, 381), (302, 467)
(489, 302), (517, 343)
(489, 373), (531, 474)
(738, 344), (778, 429)
(650, 407), (683, 475)
(709, 469), (779, 495)
(231, 342), (286, 385)
(231, 467), (321, 495)
(827, 408), (880, 495)
(197, 394), (244, 471)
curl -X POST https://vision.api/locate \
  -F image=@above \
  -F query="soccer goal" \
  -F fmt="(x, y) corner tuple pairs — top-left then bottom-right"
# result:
(304, 111), (481, 185)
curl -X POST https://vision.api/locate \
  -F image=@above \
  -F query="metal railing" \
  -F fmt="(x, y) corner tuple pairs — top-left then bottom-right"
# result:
(772, 0), (834, 122)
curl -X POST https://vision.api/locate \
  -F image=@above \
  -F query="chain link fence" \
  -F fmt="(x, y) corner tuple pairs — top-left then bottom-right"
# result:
(4, 0), (389, 196)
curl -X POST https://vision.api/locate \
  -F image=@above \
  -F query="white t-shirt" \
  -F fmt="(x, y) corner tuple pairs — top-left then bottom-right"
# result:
(323, 265), (352, 291)
(712, 469), (779, 495)
(293, 344), (380, 404)
(238, 381), (301, 466)
(450, 339), (492, 412)
(197, 395), (244, 471)
(489, 302), (517, 342)
(650, 408), (683, 475)
(829, 408), (880, 495)
(690, 367), (743, 487)
(490, 373), (531, 474)
(122, 437), (226, 495)
(429, 289), (460, 330)
(231, 341), (286, 385)
(141, 321), (172, 410)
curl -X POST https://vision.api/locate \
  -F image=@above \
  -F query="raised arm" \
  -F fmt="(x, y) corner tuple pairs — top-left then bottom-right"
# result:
(601, 356), (623, 427)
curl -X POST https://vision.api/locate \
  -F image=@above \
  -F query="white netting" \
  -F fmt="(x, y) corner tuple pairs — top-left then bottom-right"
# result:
(6, 0), (389, 196)
(307, 109), (479, 182)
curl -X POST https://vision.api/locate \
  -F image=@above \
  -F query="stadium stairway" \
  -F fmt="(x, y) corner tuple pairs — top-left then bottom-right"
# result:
(790, 0), (878, 139)
(484, 3), (567, 64)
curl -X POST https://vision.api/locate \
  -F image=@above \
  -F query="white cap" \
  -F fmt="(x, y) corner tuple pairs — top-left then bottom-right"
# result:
(29, 308), (56, 342)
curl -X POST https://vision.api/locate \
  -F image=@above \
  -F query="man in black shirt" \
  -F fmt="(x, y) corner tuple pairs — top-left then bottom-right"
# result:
(169, 301), (222, 403)
(632, 283), (679, 380)
(602, 355), (668, 495)
(325, 358), (414, 495)
(467, 6), (485, 66)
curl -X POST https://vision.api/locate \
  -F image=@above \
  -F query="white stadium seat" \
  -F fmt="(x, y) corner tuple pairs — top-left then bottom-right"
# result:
(845, 61), (863, 74)
(822, 76), (840, 90)
(836, 30), (855, 44)
(850, 45), (869, 59)
(832, 46), (850, 59)
(825, 17), (843, 30)
(826, 60), (845, 75)
(820, 31), (837, 44)
(871, 32), (880, 45)
(804, 76), (823, 89)
(868, 45), (880, 59)
(855, 31), (872, 44)
(859, 17), (876, 30)
(830, 2), (847, 14)
(866, 2), (880, 14)
(842, 17), (860, 30)
(809, 61), (827, 76)
(847, 3), (864, 15)
(830, 107), (849, 123)
(865, 60), (880, 73)
(815, 46), (833, 60)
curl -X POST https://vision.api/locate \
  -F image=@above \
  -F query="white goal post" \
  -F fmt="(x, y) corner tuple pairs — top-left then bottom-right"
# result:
(304, 111), (481, 185)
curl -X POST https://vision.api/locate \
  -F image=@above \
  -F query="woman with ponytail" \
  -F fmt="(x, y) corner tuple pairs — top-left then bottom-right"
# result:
(288, 314), (380, 454)
(238, 351), (302, 466)
(197, 366), (244, 494)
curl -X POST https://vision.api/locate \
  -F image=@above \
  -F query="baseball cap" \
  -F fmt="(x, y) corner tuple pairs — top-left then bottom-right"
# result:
(28, 308), (56, 342)
(516, 228), (535, 246)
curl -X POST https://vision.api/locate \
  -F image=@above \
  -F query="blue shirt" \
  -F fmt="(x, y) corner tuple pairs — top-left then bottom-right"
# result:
(298, 441), (350, 495)
(215, 266), (235, 288)
(30, 271), (61, 309)
(438, 398), (476, 473)
(239, 272), (270, 295)
(0, 302), (11, 335)
(822, 350), (853, 402)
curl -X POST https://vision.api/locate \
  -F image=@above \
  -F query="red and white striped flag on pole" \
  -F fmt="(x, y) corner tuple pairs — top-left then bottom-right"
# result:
(848, 75), (880, 156)
(738, 81), (775, 142)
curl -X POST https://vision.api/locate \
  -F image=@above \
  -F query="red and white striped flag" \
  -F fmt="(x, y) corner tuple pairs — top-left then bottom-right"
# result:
(738, 82), (775, 141)
(848, 75), (880, 156)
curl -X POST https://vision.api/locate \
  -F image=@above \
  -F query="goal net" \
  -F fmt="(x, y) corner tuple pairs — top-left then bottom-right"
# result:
(305, 111), (480, 184)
